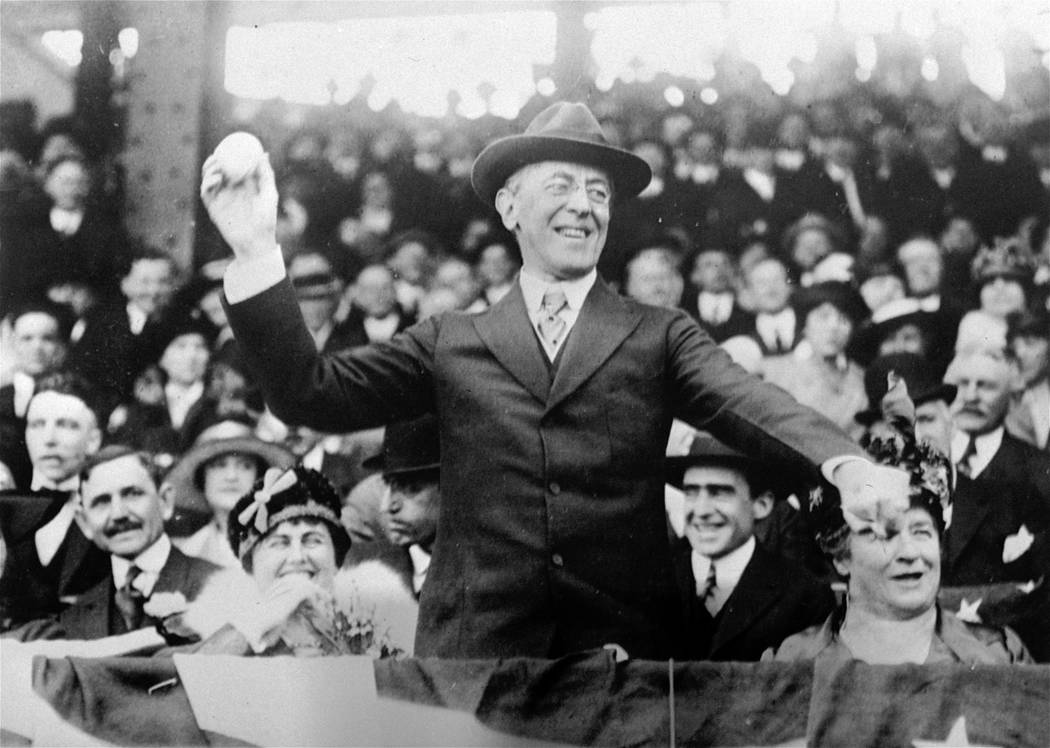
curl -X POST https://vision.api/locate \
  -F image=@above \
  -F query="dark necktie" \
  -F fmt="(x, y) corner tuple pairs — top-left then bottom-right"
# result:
(538, 289), (568, 350)
(700, 563), (718, 616)
(115, 565), (145, 632)
(956, 436), (978, 479)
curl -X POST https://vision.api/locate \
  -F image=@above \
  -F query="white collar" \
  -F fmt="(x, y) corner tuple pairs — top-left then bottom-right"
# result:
(12, 371), (35, 418)
(408, 543), (431, 595)
(34, 499), (78, 566)
(112, 534), (172, 595)
(363, 312), (401, 342)
(519, 266), (596, 315)
(691, 536), (756, 611)
(951, 426), (1004, 478)
(31, 470), (79, 493)
(742, 169), (776, 202)
(126, 303), (149, 335)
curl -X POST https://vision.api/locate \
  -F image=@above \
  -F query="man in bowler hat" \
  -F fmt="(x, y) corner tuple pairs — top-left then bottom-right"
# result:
(202, 102), (899, 660)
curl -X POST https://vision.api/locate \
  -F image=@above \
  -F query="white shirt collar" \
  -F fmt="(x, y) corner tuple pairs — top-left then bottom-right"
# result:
(112, 534), (172, 596)
(31, 469), (80, 493)
(408, 543), (431, 595)
(519, 266), (596, 314)
(164, 380), (204, 430)
(126, 303), (149, 335)
(950, 426), (1004, 479)
(691, 535), (756, 615)
(34, 498), (78, 566)
(363, 313), (401, 342)
(50, 206), (83, 235)
(12, 371), (35, 418)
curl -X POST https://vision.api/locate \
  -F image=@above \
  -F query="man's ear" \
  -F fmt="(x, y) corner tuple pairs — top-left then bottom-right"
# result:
(832, 556), (850, 579)
(158, 481), (176, 521)
(494, 188), (517, 232)
(751, 491), (775, 521)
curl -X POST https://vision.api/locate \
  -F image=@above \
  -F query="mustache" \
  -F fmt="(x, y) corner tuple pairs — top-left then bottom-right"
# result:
(104, 518), (142, 536)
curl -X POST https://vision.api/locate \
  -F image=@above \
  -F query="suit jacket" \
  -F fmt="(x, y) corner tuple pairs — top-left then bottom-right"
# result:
(0, 384), (31, 489)
(11, 544), (220, 641)
(0, 490), (110, 627)
(943, 434), (1050, 587)
(332, 307), (417, 352)
(226, 274), (863, 659)
(672, 539), (834, 661)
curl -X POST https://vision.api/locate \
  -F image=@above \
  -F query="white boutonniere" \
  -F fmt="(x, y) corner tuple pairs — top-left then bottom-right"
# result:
(1002, 525), (1034, 564)
(955, 598), (982, 624)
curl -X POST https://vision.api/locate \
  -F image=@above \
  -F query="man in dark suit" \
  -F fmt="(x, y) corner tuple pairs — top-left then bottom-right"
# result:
(68, 246), (178, 407)
(668, 435), (833, 661)
(742, 256), (798, 356)
(0, 374), (109, 629)
(7, 446), (220, 641)
(338, 264), (416, 348)
(945, 348), (1050, 584)
(203, 102), (897, 660)
(680, 247), (755, 343)
(344, 414), (441, 600)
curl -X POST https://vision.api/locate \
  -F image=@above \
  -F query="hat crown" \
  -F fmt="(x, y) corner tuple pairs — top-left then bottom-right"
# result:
(523, 102), (609, 145)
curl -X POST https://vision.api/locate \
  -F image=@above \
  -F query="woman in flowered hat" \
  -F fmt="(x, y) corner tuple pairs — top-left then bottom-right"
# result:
(150, 465), (416, 656)
(954, 238), (1039, 353)
(765, 384), (1031, 665)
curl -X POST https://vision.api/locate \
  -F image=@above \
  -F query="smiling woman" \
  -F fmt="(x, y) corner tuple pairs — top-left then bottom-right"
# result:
(765, 429), (1031, 666)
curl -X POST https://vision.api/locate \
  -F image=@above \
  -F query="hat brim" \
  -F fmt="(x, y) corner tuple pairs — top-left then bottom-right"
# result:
(471, 134), (652, 206)
(166, 437), (295, 514)
(361, 452), (441, 477)
(664, 453), (756, 489)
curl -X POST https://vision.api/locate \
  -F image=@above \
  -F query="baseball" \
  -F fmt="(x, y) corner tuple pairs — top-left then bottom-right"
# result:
(212, 131), (265, 184)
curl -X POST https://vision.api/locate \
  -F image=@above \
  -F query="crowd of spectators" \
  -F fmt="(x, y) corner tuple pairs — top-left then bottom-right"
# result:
(1, 86), (1049, 666)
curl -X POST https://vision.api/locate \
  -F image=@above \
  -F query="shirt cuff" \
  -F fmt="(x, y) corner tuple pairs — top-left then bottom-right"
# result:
(821, 454), (872, 483)
(223, 249), (286, 304)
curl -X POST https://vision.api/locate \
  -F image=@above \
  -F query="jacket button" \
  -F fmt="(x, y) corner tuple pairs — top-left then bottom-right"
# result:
(549, 481), (561, 495)
(552, 553), (564, 567)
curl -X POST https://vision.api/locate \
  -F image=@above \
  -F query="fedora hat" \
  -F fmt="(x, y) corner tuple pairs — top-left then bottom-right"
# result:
(665, 433), (757, 489)
(471, 102), (652, 205)
(362, 413), (440, 478)
(854, 352), (957, 426)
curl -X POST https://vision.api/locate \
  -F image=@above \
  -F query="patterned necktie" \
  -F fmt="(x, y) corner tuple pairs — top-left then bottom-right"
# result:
(700, 563), (718, 616)
(538, 289), (568, 350)
(956, 435), (978, 479)
(115, 565), (145, 632)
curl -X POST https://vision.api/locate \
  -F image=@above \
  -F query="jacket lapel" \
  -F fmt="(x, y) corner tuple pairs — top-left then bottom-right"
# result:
(709, 545), (781, 656)
(945, 474), (991, 569)
(473, 282), (551, 405)
(547, 280), (642, 412)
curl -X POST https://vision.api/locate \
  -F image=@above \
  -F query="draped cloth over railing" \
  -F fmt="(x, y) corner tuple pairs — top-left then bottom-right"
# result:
(4, 647), (1049, 747)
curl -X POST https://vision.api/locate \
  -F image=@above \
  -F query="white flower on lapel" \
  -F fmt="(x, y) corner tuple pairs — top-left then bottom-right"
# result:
(1002, 525), (1034, 564)
(955, 598), (982, 624)
(942, 502), (953, 530)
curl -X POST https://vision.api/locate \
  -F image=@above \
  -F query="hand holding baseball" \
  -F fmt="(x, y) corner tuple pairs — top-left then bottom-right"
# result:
(200, 132), (279, 261)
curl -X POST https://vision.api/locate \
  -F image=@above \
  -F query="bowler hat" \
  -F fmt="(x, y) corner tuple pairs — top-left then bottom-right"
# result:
(665, 433), (756, 488)
(854, 352), (957, 426)
(363, 413), (440, 478)
(471, 102), (652, 205)
(846, 297), (945, 366)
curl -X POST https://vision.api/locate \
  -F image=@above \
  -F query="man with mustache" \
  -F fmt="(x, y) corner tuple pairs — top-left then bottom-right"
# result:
(6, 446), (219, 641)
(668, 434), (833, 661)
(943, 348), (1050, 588)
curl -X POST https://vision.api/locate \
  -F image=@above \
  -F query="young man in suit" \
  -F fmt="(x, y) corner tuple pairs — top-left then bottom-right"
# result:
(7, 446), (219, 641)
(668, 435), (833, 661)
(0, 374), (109, 629)
(202, 102), (900, 660)
(681, 247), (754, 343)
